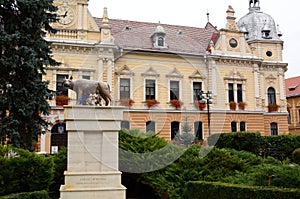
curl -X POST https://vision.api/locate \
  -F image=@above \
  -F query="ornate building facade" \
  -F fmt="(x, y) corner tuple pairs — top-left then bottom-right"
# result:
(286, 76), (300, 135)
(41, 0), (288, 153)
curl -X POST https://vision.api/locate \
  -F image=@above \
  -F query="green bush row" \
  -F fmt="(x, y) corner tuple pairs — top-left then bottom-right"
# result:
(119, 129), (300, 199)
(208, 132), (300, 161)
(0, 190), (49, 199)
(0, 145), (66, 198)
(185, 181), (300, 199)
(0, 146), (54, 196)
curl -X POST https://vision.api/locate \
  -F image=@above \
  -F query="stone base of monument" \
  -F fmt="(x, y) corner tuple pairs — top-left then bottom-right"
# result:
(60, 106), (126, 199)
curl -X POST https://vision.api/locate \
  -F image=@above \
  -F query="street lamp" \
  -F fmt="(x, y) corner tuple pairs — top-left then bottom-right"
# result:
(200, 90), (213, 136)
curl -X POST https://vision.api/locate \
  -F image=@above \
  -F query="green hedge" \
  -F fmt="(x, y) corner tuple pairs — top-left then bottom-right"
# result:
(49, 147), (67, 199)
(261, 135), (300, 160)
(0, 190), (49, 199)
(185, 181), (300, 199)
(208, 132), (261, 155)
(208, 133), (300, 161)
(0, 146), (54, 196)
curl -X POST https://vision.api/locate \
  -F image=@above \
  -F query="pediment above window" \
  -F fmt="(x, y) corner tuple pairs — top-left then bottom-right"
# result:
(166, 68), (183, 79)
(142, 66), (160, 77)
(189, 69), (206, 80)
(224, 69), (246, 81)
(115, 65), (134, 76)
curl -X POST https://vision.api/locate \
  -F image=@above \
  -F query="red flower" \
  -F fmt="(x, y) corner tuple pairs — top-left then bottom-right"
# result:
(119, 98), (135, 107)
(194, 100), (206, 110)
(169, 99), (183, 109)
(143, 99), (160, 108)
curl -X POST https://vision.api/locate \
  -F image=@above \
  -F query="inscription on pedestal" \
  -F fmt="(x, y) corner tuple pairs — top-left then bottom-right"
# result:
(77, 177), (107, 185)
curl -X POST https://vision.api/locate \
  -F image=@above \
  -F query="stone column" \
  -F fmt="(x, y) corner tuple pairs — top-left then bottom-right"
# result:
(107, 59), (113, 88)
(98, 58), (104, 82)
(60, 106), (126, 199)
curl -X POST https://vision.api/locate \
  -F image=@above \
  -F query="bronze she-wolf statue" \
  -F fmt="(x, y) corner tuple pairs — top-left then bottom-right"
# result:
(63, 76), (112, 106)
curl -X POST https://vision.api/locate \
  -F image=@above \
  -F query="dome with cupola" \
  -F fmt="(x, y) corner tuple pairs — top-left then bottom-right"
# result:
(237, 0), (282, 41)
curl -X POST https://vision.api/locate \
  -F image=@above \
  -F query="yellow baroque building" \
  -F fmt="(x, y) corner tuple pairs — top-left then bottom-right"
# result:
(41, 0), (288, 153)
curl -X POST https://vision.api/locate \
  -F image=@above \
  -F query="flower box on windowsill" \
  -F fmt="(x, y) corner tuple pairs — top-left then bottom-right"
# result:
(169, 99), (183, 110)
(229, 101), (237, 110)
(238, 102), (246, 110)
(268, 104), (279, 112)
(143, 99), (160, 109)
(55, 95), (70, 106)
(194, 100), (206, 110)
(119, 98), (135, 107)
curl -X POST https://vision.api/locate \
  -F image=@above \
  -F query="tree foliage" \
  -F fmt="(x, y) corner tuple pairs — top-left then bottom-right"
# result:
(0, 0), (59, 150)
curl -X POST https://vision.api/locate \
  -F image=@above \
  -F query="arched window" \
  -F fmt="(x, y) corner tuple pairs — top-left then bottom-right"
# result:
(121, 121), (130, 129)
(146, 121), (156, 133)
(270, 122), (278, 136)
(171, 121), (180, 140)
(267, 87), (276, 105)
(194, 121), (203, 140)
(231, 121), (237, 132)
(158, 37), (164, 47)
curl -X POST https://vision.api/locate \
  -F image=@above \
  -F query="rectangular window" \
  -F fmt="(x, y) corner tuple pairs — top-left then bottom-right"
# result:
(240, 122), (246, 132)
(298, 110), (300, 123)
(270, 123), (278, 136)
(82, 75), (90, 80)
(194, 122), (203, 140)
(231, 121), (237, 132)
(121, 121), (130, 129)
(228, 83), (234, 102)
(237, 84), (243, 102)
(56, 74), (68, 95)
(170, 81), (179, 100)
(193, 82), (202, 101)
(145, 79), (155, 100)
(120, 78), (130, 99)
(146, 121), (156, 132)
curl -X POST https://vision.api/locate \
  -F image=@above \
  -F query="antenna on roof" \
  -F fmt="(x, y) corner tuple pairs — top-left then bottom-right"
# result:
(206, 9), (210, 22)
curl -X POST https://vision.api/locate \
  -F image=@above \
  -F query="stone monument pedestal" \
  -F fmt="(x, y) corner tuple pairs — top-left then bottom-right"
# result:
(60, 106), (126, 199)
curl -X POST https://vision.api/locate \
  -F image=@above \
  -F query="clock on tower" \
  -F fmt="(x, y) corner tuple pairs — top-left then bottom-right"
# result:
(57, 5), (75, 25)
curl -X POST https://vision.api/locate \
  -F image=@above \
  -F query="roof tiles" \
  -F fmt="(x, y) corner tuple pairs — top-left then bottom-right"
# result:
(285, 76), (300, 97)
(94, 18), (218, 55)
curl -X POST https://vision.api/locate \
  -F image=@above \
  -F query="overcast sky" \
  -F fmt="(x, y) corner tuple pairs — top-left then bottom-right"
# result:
(88, 0), (299, 79)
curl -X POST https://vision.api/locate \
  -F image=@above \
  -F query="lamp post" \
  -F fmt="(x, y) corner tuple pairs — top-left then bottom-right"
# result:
(200, 90), (213, 136)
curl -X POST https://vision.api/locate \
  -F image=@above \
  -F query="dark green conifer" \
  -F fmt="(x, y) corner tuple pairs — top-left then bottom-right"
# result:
(0, 0), (59, 150)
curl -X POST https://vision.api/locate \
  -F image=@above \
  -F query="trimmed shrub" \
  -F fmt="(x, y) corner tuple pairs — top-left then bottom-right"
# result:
(0, 190), (49, 199)
(185, 181), (300, 199)
(49, 147), (67, 199)
(260, 135), (300, 161)
(208, 133), (300, 161)
(208, 132), (262, 155)
(119, 129), (182, 198)
(0, 146), (54, 196)
(142, 147), (253, 199)
(292, 148), (300, 165)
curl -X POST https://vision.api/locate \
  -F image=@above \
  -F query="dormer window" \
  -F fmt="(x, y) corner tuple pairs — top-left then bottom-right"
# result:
(152, 25), (167, 48)
(157, 36), (164, 47)
(262, 20), (272, 39)
(262, 30), (271, 39)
